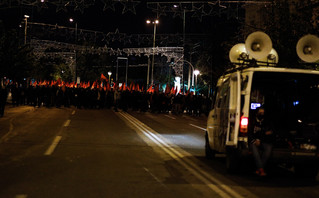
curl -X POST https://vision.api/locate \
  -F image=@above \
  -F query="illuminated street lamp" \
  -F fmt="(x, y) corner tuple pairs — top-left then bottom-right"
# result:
(69, 18), (78, 43)
(69, 18), (78, 82)
(24, 15), (29, 45)
(194, 69), (200, 94)
(108, 71), (112, 82)
(146, 19), (159, 86)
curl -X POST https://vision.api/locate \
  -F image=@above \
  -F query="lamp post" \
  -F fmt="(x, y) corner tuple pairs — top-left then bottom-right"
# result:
(194, 69), (200, 95)
(116, 57), (128, 85)
(24, 15), (29, 45)
(146, 19), (159, 86)
(69, 18), (78, 82)
(108, 71), (112, 82)
(69, 18), (77, 43)
(183, 60), (195, 89)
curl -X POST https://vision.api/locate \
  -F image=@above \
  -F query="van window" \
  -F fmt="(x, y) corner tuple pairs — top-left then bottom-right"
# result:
(217, 78), (230, 108)
(211, 88), (218, 109)
(250, 72), (319, 145)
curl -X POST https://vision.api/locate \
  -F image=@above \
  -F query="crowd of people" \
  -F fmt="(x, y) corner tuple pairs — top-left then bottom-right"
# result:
(0, 81), (212, 117)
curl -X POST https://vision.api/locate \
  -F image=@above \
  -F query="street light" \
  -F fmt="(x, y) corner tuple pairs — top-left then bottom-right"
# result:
(69, 18), (78, 82)
(183, 60), (195, 89)
(146, 19), (159, 86)
(24, 15), (29, 45)
(69, 18), (78, 43)
(194, 69), (200, 94)
(108, 71), (112, 82)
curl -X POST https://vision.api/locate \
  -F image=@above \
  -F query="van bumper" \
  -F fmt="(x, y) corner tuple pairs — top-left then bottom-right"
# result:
(271, 149), (319, 163)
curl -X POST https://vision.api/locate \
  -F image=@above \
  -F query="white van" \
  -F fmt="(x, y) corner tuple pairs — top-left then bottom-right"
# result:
(205, 66), (319, 178)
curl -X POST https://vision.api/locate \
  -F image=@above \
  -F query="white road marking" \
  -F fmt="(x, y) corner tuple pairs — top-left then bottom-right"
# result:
(164, 115), (176, 120)
(72, 110), (76, 115)
(189, 123), (206, 131)
(118, 112), (256, 198)
(143, 167), (167, 188)
(44, 136), (62, 156)
(15, 195), (27, 198)
(64, 119), (71, 127)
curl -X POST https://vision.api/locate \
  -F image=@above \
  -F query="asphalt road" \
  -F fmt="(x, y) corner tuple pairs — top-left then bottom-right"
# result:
(0, 106), (318, 198)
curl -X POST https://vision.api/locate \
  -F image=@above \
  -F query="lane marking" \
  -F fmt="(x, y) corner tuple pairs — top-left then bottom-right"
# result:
(44, 136), (62, 156)
(164, 115), (176, 120)
(72, 110), (76, 115)
(119, 112), (232, 197)
(143, 167), (167, 188)
(64, 119), (71, 127)
(118, 112), (255, 198)
(189, 124), (206, 131)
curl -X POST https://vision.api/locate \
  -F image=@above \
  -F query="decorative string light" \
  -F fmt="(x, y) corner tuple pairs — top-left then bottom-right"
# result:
(0, 1), (273, 21)
(31, 39), (184, 79)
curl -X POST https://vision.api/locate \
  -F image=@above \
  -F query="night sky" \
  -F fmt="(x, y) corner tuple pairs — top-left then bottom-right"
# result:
(0, 1), (240, 36)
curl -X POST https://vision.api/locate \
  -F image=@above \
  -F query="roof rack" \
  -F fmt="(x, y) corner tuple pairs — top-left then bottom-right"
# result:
(225, 59), (277, 74)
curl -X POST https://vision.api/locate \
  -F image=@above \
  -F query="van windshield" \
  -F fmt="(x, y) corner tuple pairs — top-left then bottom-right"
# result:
(250, 71), (319, 146)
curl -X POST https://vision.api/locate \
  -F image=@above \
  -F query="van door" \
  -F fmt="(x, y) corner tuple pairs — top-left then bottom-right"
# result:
(226, 71), (241, 146)
(209, 77), (230, 152)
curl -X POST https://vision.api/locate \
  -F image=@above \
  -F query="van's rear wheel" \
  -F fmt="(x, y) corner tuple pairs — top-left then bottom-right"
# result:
(294, 162), (319, 180)
(205, 132), (215, 159)
(226, 147), (240, 173)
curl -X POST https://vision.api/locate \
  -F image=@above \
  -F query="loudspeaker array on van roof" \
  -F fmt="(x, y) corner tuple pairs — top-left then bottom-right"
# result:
(229, 31), (319, 70)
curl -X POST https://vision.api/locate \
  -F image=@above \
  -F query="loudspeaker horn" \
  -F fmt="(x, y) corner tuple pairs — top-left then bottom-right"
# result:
(229, 43), (249, 63)
(245, 31), (272, 60)
(296, 34), (319, 63)
(259, 48), (279, 64)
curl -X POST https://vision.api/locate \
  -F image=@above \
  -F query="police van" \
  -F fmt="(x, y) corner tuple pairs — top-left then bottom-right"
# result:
(205, 32), (319, 178)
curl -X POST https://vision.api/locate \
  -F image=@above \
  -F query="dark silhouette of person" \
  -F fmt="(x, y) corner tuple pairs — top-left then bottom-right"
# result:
(250, 107), (274, 176)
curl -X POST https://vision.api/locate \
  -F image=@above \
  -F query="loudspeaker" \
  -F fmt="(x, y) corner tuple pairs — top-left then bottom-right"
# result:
(229, 43), (248, 63)
(259, 48), (279, 64)
(296, 34), (319, 63)
(245, 31), (272, 60)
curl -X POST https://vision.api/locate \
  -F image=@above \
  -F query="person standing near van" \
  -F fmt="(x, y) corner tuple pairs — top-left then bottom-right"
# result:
(250, 107), (274, 176)
(0, 80), (8, 117)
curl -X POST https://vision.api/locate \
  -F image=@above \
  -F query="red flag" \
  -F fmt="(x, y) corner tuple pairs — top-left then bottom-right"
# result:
(154, 84), (159, 94)
(113, 82), (118, 90)
(129, 82), (134, 91)
(131, 83), (136, 92)
(170, 87), (175, 95)
(101, 73), (107, 81)
(165, 83), (170, 94)
(106, 82), (111, 91)
(147, 85), (154, 93)
(135, 83), (140, 92)
(186, 88), (190, 96)
(92, 80), (97, 89)
(57, 78), (61, 86)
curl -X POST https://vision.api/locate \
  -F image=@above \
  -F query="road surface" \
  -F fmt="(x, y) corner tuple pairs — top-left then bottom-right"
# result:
(0, 106), (318, 198)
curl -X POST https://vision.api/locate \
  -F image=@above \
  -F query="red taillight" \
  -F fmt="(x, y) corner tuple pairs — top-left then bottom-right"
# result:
(240, 117), (248, 133)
